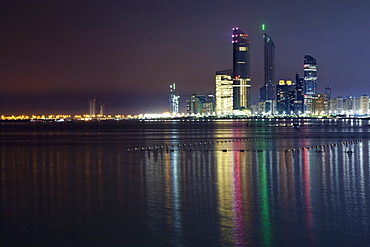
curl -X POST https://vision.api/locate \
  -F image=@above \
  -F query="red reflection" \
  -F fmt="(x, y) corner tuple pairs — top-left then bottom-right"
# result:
(302, 149), (314, 243)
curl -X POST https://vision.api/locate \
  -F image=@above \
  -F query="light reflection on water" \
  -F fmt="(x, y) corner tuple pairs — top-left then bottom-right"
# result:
(1, 120), (370, 246)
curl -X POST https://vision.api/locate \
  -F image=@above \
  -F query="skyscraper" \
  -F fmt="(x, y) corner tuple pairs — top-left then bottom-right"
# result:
(261, 30), (275, 101)
(276, 80), (295, 115)
(190, 94), (215, 115)
(232, 27), (251, 110)
(99, 102), (106, 116)
(169, 83), (180, 115)
(303, 55), (317, 95)
(88, 97), (96, 116)
(215, 69), (233, 115)
(359, 95), (369, 115)
(325, 86), (331, 99)
(294, 72), (304, 114)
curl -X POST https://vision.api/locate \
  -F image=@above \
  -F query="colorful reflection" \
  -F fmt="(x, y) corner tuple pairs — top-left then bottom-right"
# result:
(257, 151), (272, 247)
(302, 149), (314, 244)
(232, 141), (246, 246)
(2, 121), (370, 246)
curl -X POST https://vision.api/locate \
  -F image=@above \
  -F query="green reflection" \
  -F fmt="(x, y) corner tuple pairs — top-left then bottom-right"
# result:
(258, 152), (272, 247)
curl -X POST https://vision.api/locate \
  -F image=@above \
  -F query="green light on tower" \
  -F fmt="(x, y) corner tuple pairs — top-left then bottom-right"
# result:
(262, 24), (266, 31)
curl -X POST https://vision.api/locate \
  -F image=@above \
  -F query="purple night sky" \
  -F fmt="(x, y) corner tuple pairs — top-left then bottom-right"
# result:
(1, 0), (369, 115)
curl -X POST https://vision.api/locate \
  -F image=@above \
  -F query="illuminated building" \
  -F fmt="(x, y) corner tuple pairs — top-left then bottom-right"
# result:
(329, 97), (343, 115)
(276, 80), (295, 115)
(329, 98), (337, 114)
(215, 69), (233, 115)
(88, 97), (96, 116)
(205, 95), (216, 114)
(258, 101), (266, 115)
(359, 95), (369, 115)
(344, 96), (359, 115)
(190, 94), (215, 115)
(257, 100), (275, 115)
(312, 94), (327, 115)
(232, 27), (251, 110)
(305, 94), (327, 115)
(251, 104), (259, 115)
(337, 97), (344, 114)
(186, 100), (191, 115)
(99, 102), (105, 116)
(261, 28), (275, 101)
(169, 83), (180, 115)
(294, 72), (304, 114)
(303, 55), (317, 95)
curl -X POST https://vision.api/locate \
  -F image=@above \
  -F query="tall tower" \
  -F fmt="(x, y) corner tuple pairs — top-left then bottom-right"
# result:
(294, 72), (304, 114)
(99, 102), (106, 116)
(169, 83), (180, 115)
(303, 55), (317, 95)
(88, 97), (96, 116)
(325, 86), (331, 99)
(232, 27), (251, 109)
(262, 25), (275, 101)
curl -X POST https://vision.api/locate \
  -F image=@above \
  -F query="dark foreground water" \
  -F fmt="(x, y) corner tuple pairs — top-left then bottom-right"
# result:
(1, 118), (370, 246)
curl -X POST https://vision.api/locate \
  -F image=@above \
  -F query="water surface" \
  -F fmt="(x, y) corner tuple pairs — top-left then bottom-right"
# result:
(1, 119), (370, 246)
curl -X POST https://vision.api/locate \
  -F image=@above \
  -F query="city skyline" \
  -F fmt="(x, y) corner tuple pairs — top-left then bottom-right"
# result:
(1, 0), (370, 115)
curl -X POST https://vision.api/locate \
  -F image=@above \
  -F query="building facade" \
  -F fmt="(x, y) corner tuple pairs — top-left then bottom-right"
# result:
(215, 69), (234, 115)
(294, 72), (304, 114)
(190, 94), (215, 115)
(276, 80), (295, 115)
(305, 94), (327, 115)
(169, 83), (180, 115)
(89, 97), (96, 116)
(359, 95), (369, 115)
(325, 86), (331, 99)
(343, 96), (359, 115)
(303, 55), (317, 95)
(329, 97), (344, 115)
(232, 27), (251, 110)
(261, 33), (276, 101)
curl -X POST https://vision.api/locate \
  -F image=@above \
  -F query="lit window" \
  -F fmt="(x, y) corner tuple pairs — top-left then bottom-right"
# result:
(239, 47), (247, 51)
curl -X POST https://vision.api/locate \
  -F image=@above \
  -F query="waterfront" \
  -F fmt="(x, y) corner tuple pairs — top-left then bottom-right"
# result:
(1, 119), (370, 246)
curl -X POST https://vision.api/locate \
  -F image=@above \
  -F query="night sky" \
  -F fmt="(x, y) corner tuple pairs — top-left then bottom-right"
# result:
(1, 0), (369, 115)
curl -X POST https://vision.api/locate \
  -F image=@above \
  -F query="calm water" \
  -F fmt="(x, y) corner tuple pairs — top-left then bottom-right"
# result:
(1, 119), (370, 246)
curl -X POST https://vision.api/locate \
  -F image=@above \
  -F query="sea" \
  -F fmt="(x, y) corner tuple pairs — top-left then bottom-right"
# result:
(1, 118), (370, 247)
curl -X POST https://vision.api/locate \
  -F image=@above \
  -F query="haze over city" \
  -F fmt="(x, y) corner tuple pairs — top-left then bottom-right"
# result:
(1, 0), (369, 115)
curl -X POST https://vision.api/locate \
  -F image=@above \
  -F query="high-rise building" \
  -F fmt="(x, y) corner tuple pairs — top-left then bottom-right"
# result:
(261, 32), (275, 101)
(325, 86), (331, 99)
(359, 95), (369, 115)
(303, 55), (317, 95)
(305, 94), (327, 115)
(215, 69), (233, 115)
(343, 96), (359, 115)
(294, 72), (304, 114)
(232, 27), (251, 110)
(276, 80), (295, 115)
(312, 94), (327, 115)
(99, 102), (105, 116)
(169, 83), (180, 115)
(190, 94), (215, 115)
(186, 100), (191, 115)
(89, 97), (96, 116)
(329, 97), (344, 115)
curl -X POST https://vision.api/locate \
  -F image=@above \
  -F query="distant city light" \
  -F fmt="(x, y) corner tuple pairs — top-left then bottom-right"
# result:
(142, 112), (172, 119)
